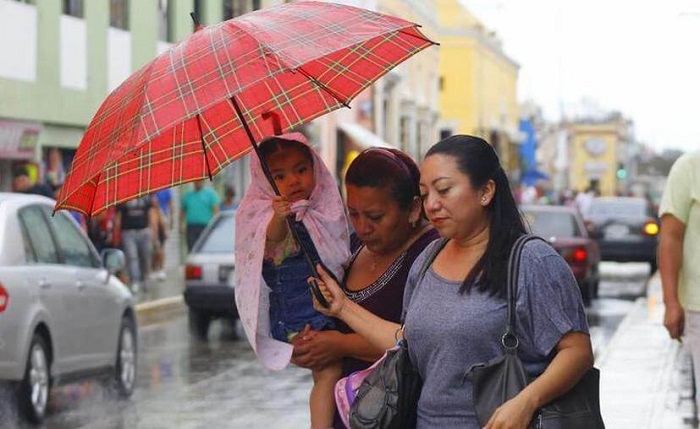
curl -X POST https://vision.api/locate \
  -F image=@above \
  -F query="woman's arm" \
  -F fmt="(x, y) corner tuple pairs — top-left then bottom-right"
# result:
(314, 265), (400, 351)
(484, 331), (593, 429)
(292, 330), (386, 370)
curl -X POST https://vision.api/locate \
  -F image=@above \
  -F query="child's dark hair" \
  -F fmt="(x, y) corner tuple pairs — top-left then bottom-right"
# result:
(258, 136), (313, 165)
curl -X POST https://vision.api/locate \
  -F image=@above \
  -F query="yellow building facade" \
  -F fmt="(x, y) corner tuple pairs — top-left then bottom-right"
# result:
(436, 0), (520, 172)
(567, 118), (630, 196)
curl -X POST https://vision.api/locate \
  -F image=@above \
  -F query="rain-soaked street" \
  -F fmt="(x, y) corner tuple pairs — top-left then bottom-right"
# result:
(0, 262), (651, 429)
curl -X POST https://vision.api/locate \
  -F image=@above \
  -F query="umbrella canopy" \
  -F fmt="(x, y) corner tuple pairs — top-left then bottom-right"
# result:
(55, 1), (435, 216)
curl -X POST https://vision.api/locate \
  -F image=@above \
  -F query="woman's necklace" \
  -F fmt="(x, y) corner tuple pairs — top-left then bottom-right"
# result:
(370, 252), (379, 272)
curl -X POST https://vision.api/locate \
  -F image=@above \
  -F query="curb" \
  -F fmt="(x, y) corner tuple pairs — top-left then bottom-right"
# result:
(594, 297), (646, 366)
(135, 295), (186, 326)
(596, 270), (661, 366)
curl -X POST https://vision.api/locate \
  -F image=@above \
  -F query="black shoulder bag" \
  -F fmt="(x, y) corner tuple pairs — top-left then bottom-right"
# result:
(466, 235), (605, 429)
(348, 239), (448, 429)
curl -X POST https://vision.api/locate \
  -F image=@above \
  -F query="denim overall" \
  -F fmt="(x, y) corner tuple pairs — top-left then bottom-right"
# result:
(262, 221), (335, 342)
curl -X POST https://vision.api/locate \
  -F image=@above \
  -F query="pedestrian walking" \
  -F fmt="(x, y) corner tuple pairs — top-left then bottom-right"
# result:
(220, 185), (238, 211)
(87, 207), (115, 253)
(659, 150), (700, 409)
(234, 133), (350, 429)
(114, 195), (159, 292)
(11, 166), (54, 198)
(311, 135), (593, 428)
(180, 180), (220, 251)
(151, 188), (173, 281)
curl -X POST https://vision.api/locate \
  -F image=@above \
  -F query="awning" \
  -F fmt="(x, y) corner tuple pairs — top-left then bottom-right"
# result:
(337, 122), (393, 150)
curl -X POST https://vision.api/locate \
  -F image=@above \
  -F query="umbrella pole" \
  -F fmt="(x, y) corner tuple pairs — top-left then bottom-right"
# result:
(229, 95), (330, 308)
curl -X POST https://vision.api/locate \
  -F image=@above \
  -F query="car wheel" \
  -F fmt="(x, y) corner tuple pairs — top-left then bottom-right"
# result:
(592, 277), (600, 299)
(17, 334), (51, 424)
(188, 310), (210, 340)
(591, 266), (600, 299)
(114, 317), (137, 397)
(580, 281), (592, 307)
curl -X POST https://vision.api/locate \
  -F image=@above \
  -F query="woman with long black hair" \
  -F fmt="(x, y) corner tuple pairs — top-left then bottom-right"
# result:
(313, 135), (593, 429)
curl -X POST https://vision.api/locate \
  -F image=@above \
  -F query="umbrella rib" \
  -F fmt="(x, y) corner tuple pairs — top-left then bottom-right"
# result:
(399, 28), (440, 46)
(293, 67), (351, 109)
(196, 114), (213, 181)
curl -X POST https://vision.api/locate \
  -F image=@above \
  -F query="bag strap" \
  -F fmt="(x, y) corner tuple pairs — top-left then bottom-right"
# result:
(417, 238), (449, 284)
(401, 238), (449, 325)
(504, 234), (546, 350)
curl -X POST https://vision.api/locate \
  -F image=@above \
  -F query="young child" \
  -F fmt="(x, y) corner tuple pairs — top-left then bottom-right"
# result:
(234, 132), (350, 429)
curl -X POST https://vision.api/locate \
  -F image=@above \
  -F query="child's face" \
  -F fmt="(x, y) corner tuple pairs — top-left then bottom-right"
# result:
(266, 147), (315, 202)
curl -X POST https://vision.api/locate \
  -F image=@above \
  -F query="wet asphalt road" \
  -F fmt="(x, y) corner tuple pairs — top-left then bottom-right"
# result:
(0, 262), (651, 429)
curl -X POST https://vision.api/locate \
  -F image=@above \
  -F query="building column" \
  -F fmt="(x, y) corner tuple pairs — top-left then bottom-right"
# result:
(85, 1), (109, 101)
(130, 1), (158, 70)
(36, 2), (60, 89)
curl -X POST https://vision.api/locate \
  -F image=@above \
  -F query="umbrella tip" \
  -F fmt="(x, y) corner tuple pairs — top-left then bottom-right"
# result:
(190, 12), (203, 31)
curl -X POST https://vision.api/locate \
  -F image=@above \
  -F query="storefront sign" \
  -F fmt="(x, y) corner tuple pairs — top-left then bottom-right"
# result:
(0, 120), (41, 159)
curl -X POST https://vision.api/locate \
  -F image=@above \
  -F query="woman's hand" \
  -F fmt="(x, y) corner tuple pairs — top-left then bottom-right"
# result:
(291, 326), (344, 370)
(483, 393), (537, 429)
(310, 264), (347, 317)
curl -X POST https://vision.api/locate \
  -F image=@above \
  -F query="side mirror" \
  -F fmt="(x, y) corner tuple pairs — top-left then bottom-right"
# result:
(101, 248), (126, 276)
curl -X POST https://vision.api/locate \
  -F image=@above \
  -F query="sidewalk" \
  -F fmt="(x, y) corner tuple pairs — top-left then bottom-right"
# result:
(598, 273), (698, 428)
(133, 265), (187, 326)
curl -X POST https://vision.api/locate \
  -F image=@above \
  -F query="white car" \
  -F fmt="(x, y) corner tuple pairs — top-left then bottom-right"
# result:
(0, 193), (137, 423)
(184, 211), (237, 339)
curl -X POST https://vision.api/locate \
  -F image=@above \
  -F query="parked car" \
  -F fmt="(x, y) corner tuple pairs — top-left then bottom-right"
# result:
(0, 193), (137, 423)
(184, 211), (238, 339)
(521, 205), (601, 305)
(585, 196), (659, 272)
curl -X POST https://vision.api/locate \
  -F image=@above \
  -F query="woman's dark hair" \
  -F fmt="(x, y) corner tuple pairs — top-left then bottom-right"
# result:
(258, 136), (313, 165)
(345, 148), (421, 211)
(425, 135), (526, 297)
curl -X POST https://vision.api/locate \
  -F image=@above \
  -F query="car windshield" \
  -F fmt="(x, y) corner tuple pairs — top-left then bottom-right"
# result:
(524, 210), (581, 238)
(197, 214), (235, 253)
(589, 199), (647, 220)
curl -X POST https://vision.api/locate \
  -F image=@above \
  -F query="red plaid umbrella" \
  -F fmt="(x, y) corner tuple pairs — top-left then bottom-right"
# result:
(55, 0), (435, 216)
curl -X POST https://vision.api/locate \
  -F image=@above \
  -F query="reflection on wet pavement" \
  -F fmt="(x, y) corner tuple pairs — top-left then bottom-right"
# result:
(0, 262), (650, 429)
(1, 317), (312, 429)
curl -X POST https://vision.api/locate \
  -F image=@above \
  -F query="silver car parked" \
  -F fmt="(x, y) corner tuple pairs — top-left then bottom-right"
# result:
(0, 193), (137, 423)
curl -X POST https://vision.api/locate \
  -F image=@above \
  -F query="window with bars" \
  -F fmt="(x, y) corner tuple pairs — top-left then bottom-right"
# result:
(109, 0), (129, 30)
(62, 0), (83, 18)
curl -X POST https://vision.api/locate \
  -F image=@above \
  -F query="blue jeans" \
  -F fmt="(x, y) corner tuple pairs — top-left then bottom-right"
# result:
(121, 228), (152, 283)
(263, 222), (334, 342)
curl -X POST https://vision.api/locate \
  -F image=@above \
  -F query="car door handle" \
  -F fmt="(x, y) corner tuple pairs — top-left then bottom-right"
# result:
(39, 280), (51, 289)
(77, 281), (86, 291)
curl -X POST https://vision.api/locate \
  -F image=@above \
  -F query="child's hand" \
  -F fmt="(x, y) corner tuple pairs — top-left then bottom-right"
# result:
(310, 264), (346, 317)
(271, 195), (292, 219)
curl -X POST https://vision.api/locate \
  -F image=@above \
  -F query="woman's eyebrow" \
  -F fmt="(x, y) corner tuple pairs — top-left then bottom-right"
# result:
(430, 177), (450, 185)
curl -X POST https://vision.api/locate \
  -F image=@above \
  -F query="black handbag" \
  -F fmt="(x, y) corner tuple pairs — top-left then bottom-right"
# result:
(466, 235), (605, 429)
(348, 339), (422, 429)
